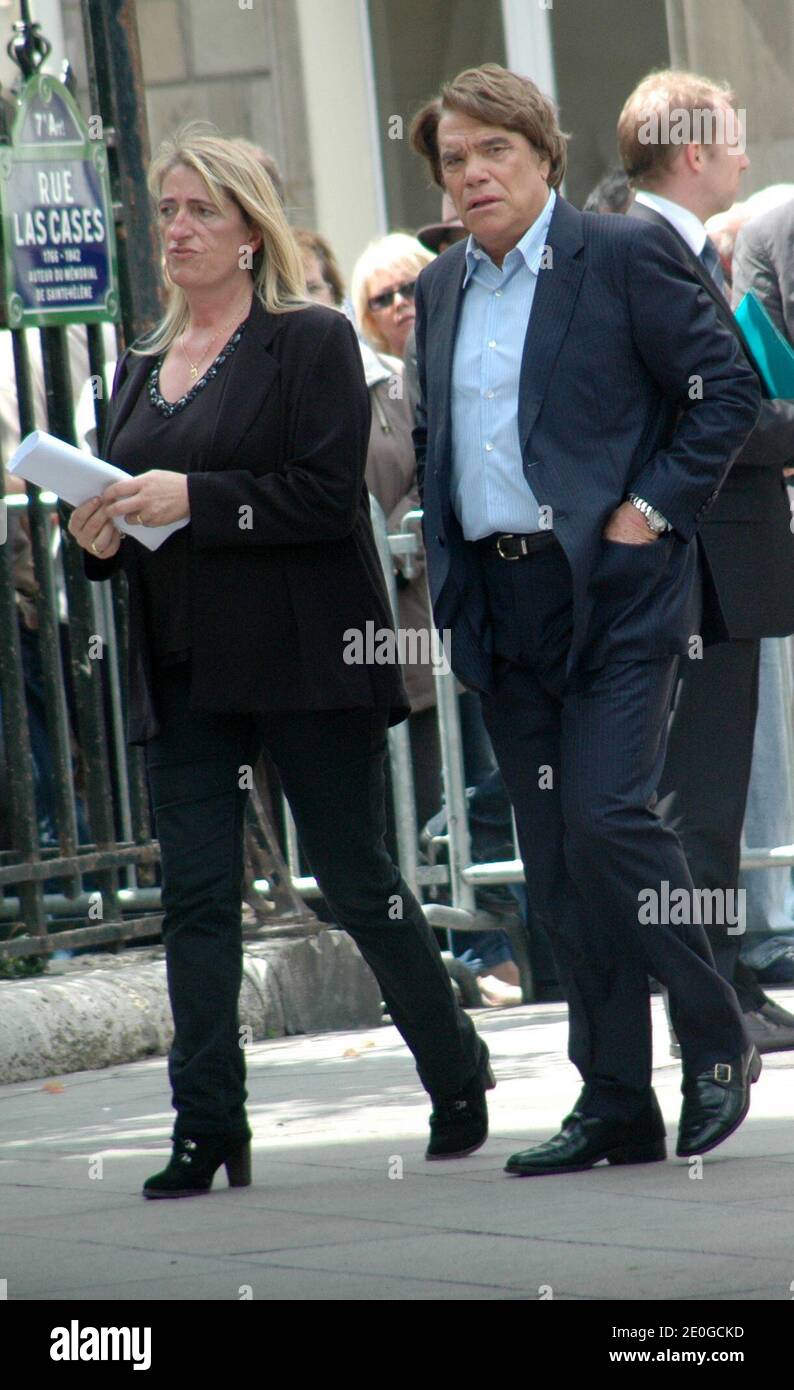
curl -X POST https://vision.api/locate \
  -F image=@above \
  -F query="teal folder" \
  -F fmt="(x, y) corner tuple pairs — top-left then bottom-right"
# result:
(734, 290), (794, 399)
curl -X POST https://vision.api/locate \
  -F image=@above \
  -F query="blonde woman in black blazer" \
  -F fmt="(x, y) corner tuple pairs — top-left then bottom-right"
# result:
(68, 129), (492, 1198)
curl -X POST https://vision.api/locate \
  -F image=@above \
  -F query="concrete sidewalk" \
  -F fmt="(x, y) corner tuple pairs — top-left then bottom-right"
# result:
(1, 993), (793, 1301)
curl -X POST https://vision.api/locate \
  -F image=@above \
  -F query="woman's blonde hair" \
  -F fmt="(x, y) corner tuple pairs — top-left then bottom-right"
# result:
(134, 122), (307, 355)
(351, 233), (434, 353)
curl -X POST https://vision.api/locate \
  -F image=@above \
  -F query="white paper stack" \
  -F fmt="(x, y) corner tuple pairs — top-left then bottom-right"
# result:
(7, 430), (189, 552)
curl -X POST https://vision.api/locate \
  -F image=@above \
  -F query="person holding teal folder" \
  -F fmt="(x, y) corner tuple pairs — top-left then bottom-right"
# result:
(735, 290), (794, 399)
(733, 193), (794, 1034)
(620, 68), (794, 1059)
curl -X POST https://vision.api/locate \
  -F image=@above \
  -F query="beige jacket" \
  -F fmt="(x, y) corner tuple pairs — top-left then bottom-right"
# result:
(362, 344), (436, 713)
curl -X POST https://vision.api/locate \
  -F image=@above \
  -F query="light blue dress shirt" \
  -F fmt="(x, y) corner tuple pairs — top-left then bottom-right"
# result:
(450, 187), (556, 540)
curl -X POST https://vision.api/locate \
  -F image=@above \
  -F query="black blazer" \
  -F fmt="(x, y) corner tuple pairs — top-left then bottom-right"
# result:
(82, 296), (409, 743)
(413, 195), (761, 692)
(628, 199), (794, 640)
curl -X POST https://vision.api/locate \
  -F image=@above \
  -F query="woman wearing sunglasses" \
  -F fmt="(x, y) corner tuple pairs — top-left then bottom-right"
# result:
(352, 234), (432, 360)
(351, 235), (442, 835)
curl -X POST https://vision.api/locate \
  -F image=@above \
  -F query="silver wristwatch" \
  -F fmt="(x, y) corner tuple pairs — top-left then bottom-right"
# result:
(627, 494), (670, 534)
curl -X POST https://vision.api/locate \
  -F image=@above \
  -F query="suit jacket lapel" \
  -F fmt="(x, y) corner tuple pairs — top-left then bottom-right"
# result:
(517, 195), (586, 449)
(628, 200), (724, 304)
(434, 200), (587, 471)
(431, 247), (467, 506)
(102, 353), (150, 456)
(627, 200), (764, 383)
(205, 297), (280, 465)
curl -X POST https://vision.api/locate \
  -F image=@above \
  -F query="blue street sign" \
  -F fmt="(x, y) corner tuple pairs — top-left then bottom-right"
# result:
(0, 71), (119, 327)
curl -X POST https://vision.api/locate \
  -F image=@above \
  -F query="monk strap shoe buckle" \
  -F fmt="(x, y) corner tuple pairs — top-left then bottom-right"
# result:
(713, 1063), (732, 1083)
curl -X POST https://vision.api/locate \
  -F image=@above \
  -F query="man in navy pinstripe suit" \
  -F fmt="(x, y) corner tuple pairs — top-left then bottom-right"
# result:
(410, 64), (763, 1175)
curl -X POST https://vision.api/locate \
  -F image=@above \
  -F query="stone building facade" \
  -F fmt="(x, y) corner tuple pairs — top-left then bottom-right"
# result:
(0, 1), (791, 283)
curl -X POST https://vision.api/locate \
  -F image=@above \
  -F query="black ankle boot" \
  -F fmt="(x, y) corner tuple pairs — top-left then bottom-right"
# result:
(142, 1134), (252, 1199)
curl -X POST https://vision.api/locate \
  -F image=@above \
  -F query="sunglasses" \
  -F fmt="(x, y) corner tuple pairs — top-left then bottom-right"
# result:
(367, 279), (417, 313)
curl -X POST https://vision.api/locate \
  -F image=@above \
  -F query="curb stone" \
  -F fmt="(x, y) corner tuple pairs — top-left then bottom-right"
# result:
(0, 929), (383, 1084)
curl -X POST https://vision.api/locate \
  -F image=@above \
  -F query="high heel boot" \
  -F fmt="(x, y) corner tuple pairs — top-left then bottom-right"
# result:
(142, 1134), (252, 1199)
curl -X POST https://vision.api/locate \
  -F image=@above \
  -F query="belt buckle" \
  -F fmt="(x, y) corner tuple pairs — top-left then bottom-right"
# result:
(496, 533), (525, 560)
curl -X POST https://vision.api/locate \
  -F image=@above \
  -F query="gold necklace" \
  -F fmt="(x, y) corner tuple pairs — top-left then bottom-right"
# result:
(180, 300), (250, 380)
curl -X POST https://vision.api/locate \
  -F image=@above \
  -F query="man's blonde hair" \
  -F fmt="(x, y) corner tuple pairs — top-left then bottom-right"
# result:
(134, 122), (307, 355)
(618, 69), (736, 187)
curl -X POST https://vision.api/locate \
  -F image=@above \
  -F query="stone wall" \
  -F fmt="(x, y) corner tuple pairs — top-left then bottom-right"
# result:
(59, 0), (315, 224)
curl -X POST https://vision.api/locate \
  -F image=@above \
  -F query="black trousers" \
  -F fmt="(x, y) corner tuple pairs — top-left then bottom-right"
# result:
(475, 538), (748, 1121)
(145, 661), (481, 1142)
(656, 638), (762, 1005)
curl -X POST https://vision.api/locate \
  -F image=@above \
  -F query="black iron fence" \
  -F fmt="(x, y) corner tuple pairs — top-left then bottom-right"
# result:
(0, 2), (314, 967)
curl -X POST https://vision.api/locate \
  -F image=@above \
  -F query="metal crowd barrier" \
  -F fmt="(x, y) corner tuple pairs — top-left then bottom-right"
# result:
(276, 497), (538, 998)
(280, 498), (508, 921)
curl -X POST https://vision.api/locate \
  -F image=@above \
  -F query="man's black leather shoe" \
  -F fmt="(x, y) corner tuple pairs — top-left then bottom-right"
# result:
(759, 998), (794, 1029)
(743, 1008), (794, 1054)
(505, 1092), (667, 1176)
(676, 1044), (761, 1157)
(425, 1043), (496, 1160)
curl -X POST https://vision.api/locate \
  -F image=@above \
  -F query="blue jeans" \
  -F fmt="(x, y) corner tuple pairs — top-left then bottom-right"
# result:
(449, 767), (524, 971)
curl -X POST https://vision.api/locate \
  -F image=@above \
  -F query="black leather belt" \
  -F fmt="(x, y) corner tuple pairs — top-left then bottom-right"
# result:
(475, 531), (557, 560)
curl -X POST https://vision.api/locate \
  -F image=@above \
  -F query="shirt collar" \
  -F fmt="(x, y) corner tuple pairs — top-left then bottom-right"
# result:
(463, 186), (557, 286)
(633, 189), (708, 257)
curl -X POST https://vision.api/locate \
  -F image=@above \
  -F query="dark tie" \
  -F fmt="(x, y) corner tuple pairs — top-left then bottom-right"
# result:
(699, 237), (726, 293)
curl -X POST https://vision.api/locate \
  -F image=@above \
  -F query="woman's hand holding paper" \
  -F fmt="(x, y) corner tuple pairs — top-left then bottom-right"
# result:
(68, 495), (124, 559)
(103, 470), (191, 528)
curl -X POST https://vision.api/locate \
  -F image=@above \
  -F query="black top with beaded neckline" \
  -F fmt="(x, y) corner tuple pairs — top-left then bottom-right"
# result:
(111, 319), (247, 668)
(147, 321), (246, 418)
